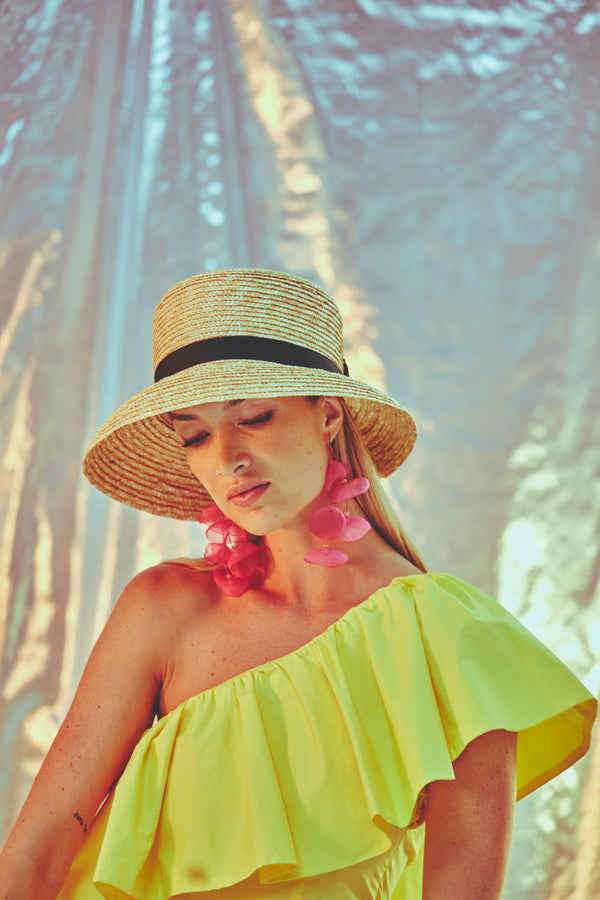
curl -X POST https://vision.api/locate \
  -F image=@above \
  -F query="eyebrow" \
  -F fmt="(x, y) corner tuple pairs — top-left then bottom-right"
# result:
(170, 399), (246, 422)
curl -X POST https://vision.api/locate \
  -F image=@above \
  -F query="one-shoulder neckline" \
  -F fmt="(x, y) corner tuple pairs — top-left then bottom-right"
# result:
(156, 572), (435, 723)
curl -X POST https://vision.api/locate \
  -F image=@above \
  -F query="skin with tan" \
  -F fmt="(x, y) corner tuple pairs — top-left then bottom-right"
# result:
(0, 397), (516, 899)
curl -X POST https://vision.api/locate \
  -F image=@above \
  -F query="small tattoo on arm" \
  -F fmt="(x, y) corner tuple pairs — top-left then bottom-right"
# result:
(73, 811), (88, 834)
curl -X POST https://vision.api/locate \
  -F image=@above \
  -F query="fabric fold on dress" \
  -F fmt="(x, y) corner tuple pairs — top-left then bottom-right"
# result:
(57, 573), (596, 900)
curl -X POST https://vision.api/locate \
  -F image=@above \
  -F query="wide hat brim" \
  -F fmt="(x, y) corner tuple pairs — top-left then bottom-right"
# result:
(83, 358), (417, 520)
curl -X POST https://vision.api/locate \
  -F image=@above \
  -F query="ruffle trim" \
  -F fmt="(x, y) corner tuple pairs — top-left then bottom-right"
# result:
(58, 574), (596, 900)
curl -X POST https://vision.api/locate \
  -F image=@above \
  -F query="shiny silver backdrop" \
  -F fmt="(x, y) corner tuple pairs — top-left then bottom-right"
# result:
(1, 1), (599, 897)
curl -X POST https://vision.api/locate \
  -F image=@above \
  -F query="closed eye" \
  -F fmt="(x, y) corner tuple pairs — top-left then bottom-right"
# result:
(181, 411), (273, 448)
(241, 412), (274, 427)
(182, 432), (208, 448)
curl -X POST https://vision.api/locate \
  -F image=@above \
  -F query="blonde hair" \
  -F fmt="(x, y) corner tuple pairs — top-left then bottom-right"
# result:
(169, 397), (426, 574)
(332, 399), (426, 571)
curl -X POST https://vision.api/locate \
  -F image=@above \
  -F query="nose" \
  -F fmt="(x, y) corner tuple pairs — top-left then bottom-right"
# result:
(213, 430), (250, 477)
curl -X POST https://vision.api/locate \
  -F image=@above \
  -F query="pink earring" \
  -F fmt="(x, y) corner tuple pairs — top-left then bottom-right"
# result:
(304, 446), (371, 567)
(200, 504), (261, 597)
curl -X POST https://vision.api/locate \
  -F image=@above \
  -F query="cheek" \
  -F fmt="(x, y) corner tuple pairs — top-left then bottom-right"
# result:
(184, 452), (209, 487)
(283, 436), (327, 496)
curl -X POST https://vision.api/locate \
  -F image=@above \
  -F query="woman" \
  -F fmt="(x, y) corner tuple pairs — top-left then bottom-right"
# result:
(0, 268), (596, 899)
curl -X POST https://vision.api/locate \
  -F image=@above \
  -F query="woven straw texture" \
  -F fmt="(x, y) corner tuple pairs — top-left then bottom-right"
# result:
(153, 269), (344, 370)
(83, 270), (416, 519)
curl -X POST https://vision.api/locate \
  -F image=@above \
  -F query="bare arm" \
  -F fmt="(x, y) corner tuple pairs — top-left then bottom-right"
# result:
(0, 566), (175, 900)
(423, 729), (517, 900)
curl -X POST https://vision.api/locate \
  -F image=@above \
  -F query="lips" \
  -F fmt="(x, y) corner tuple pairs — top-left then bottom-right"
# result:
(226, 480), (268, 500)
(227, 482), (270, 507)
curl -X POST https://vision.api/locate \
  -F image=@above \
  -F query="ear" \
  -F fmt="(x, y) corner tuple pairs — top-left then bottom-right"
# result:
(322, 397), (344, 443)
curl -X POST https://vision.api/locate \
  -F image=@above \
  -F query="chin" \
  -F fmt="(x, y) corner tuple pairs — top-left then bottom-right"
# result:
(244, 516), (281, 538)
(228, 510), (275, 537)
(239, 510), (293, 538)
(230, 494), (312, 537)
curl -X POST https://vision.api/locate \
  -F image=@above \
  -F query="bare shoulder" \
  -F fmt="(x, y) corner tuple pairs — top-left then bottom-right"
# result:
(113, 560), (217, 633)
(120, 559), (207, 602)
(0, 562), (219, 887)
(74, 561), (218, 722)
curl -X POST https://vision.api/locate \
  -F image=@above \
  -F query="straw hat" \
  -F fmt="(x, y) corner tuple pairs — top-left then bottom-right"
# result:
(83, 269), (416, 519)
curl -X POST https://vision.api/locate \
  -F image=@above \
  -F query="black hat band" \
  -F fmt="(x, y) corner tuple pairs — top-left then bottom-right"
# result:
(154, 335), (348, 382)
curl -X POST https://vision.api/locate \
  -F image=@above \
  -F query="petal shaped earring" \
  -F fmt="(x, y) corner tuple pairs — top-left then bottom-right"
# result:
(304, 446), (371, 567)
(200, 504), (261, 596)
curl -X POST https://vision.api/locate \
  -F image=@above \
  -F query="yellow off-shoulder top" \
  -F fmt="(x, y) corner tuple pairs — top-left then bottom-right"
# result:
(58, 574), (597, 900)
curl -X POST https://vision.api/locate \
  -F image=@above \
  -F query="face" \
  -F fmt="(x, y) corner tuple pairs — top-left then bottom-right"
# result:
(170, 396), (343, 535)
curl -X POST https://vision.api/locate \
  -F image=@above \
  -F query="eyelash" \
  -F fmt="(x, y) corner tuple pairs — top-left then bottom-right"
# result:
(183, 433), (208, 448)
(182, 411), (274, 448)
(243, 411), (274, 427)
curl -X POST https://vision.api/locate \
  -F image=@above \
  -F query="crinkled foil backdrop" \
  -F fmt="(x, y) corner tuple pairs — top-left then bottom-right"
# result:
(1, 1), (599, 896)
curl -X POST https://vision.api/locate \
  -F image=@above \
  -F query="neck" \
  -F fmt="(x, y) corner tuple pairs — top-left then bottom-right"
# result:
(257, 501), (400, 611)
